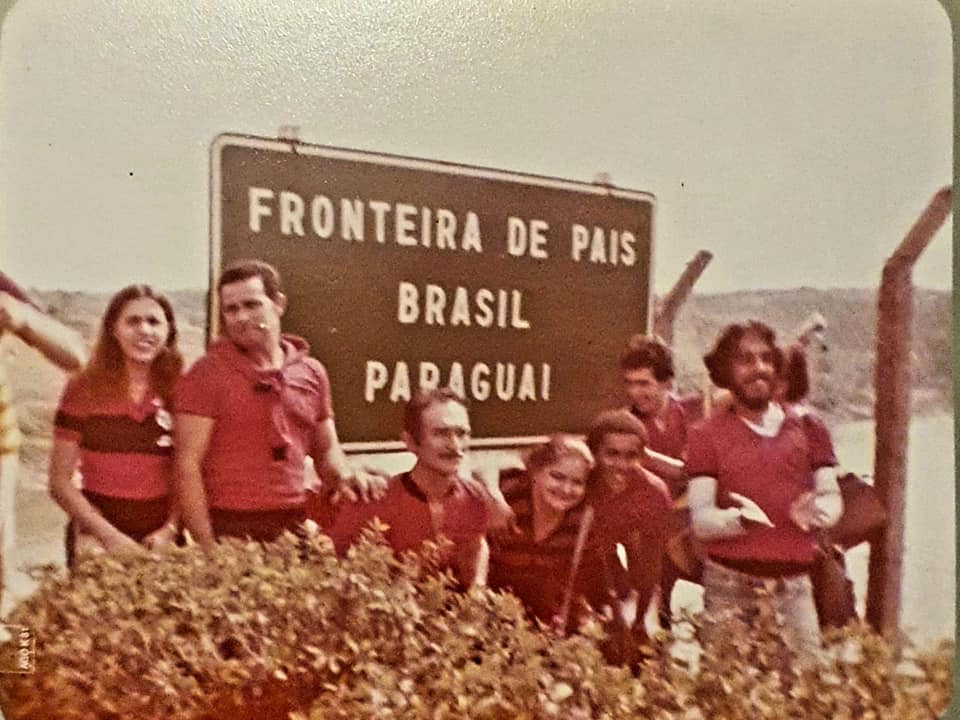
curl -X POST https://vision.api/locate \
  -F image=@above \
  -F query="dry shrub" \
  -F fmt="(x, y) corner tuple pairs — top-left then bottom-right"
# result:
(0, 528), (951, 720)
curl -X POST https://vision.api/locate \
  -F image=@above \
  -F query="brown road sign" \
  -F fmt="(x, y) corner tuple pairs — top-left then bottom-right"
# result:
(210, 133), (654, 450)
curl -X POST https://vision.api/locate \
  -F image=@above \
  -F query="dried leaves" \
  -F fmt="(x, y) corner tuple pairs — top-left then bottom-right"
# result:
(0, 529), (951, 720)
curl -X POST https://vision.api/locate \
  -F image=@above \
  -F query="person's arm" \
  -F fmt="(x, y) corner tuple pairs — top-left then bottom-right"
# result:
(453, 534), (489, 587)
(642, 447), (686, 486)
(789, 466), (843, 531)
(142, 496), (180, 549)
(312, 418), (386, 502)
(48, 437), (140, 553)
(688, 476), (748, 541)
(622, 527), (663, 626)
(0, 292), (86, 371)
(173, 413), (216, 549)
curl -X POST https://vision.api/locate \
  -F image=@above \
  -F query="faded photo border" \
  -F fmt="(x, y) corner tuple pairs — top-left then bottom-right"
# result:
(0, 0), (956, 716)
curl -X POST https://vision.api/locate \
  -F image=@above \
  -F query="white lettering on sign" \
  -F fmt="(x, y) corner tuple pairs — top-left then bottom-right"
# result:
(570, 224), (637, 266)
(396, 282), (530, 329)
(247, 187), (484, 252)
(249, 187), (274, 232)
(507, 217), (550, 259)
(364, 360), (552, 403)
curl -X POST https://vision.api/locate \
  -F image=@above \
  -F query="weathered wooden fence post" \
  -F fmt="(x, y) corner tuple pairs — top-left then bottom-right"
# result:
(653, 250), (713, 345)
(865, 186), (952, 636)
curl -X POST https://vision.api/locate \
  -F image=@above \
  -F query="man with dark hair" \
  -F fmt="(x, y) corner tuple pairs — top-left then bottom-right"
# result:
(321, 388), (489, 587)
(174, 259), (383, 548)
(688, 320), (842, 665)
(619, 335), (692, 628)
(586, 409), (672, 641)
(619, 336), (687, 487)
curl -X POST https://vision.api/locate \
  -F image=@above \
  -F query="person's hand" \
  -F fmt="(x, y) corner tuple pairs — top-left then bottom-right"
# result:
(0, 293), (27, 334)
(103, 530), (144, 555)
(487, 506), (520, 543)
(329, 467), (388, 504)
(788, 490), (831, 531)
(728, 491), (774, 528)
(143, 523), (178, 550)
(616, 590), (640, 628)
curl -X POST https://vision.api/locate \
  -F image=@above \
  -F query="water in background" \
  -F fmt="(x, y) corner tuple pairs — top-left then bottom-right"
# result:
(833, 413), (955, 646)
(669, 412), (955, 647)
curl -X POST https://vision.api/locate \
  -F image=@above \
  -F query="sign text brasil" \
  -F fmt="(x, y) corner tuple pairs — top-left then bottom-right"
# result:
(211, 134), (654, 450)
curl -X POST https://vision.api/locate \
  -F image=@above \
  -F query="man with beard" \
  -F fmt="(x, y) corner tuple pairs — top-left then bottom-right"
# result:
(687, 321), (842, 665)
(174, 259), (383, 548)
(321, 388), (489, 587)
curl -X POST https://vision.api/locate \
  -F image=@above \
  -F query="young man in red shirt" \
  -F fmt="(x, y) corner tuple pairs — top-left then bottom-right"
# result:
(620, 338), (687, 486)
(321, 388), (489, 587)
(619, 337), (692, 627)
(687, 321), (842, 666)
(174, 260), (383, 548)
(586, 409), (672, 643)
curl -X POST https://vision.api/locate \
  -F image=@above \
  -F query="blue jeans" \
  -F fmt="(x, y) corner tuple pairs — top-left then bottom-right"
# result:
(701, 558), (822, 667)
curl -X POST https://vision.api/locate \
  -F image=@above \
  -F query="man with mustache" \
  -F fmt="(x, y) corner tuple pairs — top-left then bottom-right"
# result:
(320, 388), (490, 587)
(174, 259), (382, 548)
(687, 321), (842, 665)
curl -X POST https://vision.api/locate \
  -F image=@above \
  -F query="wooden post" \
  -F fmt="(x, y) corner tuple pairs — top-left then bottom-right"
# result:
(865, 186), (952, 636)
(653, 250), (713, 345)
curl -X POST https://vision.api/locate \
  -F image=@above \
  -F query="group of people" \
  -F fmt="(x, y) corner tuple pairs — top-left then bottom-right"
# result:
(40, 258), (847, 667)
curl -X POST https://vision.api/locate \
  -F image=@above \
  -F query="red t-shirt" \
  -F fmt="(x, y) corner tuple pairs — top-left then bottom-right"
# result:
(173, 335), (332, 511)
(54, 376), (172, 500)
(685, 406), (837, 564)
(320, 472), (489, 560)
(631, 395), (688, 461)
(588, 466), (671, 601)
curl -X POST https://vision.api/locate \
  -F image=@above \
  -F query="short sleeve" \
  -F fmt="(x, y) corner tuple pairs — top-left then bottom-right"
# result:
(53, 376), (87, 442)
(173, 357), (222, 418)
(801, 412), (838, 469)
(684, 421), (719, 478)
(311, 361), (333, 422)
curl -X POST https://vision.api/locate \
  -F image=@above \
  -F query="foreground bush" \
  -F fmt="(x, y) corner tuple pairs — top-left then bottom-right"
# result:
(0, 530), (951, 719)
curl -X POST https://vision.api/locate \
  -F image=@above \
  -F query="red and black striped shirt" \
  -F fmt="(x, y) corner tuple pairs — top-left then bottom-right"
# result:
(54, 376), (173, 501)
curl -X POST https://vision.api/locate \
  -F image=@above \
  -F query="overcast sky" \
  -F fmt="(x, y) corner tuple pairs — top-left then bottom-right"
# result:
(0, 1), (953, 294)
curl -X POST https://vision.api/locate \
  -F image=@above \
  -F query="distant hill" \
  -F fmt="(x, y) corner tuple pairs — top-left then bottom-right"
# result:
(7, 286), (951, 485)
(671, 287), (952, 422)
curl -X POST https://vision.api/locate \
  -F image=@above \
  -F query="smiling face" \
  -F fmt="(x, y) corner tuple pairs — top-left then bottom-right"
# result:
(404, 399), (471, 478)
(219, 275), (286, 353)
(729, 331), (777, 411)
(112, 297), (170, 367)
(531, 454), (590, 515)
(622, 366), (669, 418)
(595, 431), (645, 495)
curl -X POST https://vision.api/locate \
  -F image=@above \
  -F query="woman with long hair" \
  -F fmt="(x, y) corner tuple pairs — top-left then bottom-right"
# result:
(49, 285), (183, 563)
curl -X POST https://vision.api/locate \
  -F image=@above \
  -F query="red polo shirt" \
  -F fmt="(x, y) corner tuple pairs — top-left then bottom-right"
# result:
(54, 376), (172, 500)
(685, 406), (837, 564)
(320, 471), (489, 560)
(174, 335), (332, 511)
